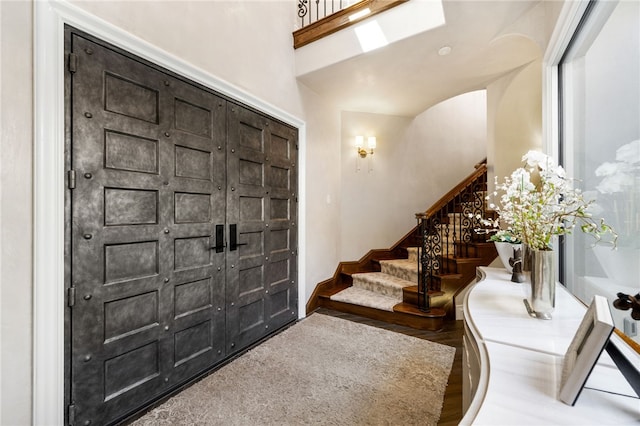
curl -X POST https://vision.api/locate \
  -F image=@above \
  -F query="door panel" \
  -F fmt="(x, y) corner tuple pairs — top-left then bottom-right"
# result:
(66, 27), (297, 426)
(69, 33), (169, 425)
(264, 119), (299, 331)
(226, 105), (267, 353)
(226, 105), (298, 353)
(162, 66), (227, 390)
(68, 32), (226, 425)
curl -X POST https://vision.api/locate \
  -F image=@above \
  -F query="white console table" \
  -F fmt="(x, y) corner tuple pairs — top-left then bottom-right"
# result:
(461, 267), (640, 425)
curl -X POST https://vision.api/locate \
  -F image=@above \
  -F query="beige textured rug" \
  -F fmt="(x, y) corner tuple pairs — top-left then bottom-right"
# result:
(131, 313), (455, 426)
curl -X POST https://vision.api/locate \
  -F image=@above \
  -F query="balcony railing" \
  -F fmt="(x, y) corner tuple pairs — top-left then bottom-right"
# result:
(298, 0), (357, 27)
(293, 0), (407, 49)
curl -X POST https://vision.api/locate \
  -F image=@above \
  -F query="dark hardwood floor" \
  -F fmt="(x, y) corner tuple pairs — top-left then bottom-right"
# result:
(314, 307), (464, 426)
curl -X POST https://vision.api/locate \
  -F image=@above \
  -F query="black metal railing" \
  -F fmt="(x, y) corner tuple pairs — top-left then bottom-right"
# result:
(298, 0), (353, 27)
(415, 162), (488, 312)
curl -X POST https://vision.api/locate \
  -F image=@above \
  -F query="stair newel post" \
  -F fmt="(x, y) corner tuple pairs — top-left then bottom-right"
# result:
(417, 215), (430, 313)
(417, 213), (443, 313)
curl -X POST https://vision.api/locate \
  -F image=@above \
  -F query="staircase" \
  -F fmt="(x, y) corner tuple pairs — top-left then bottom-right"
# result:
(307, 161), (496, 331)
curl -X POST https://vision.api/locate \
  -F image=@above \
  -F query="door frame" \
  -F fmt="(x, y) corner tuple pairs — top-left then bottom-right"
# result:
(33, 1), (307, 423)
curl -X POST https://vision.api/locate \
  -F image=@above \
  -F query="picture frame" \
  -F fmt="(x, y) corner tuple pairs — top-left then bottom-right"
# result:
(559, 295), (615, 406)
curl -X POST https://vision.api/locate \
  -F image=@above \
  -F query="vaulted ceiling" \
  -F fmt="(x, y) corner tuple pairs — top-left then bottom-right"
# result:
(296, 0), (557, 117)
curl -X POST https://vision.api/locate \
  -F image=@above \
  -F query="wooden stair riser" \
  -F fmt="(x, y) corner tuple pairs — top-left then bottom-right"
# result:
(385, 245), (496, 285)
(320, 299), (445, 331)
(402, 286), (446, 307)
(474, 242), (499, 262)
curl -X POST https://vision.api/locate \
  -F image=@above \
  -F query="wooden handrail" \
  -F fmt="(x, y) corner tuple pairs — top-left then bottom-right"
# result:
(293, 0), (407, 49)
(416, 163), (487, 220)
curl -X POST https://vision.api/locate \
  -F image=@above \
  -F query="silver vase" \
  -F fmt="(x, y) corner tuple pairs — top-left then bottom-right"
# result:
(522, 245), (555, 320)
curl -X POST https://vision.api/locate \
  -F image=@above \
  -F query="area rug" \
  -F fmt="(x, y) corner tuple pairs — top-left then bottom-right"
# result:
(130, 313), (456, 426)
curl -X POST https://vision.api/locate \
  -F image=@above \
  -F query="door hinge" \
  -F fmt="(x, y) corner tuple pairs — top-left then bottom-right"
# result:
(67, 403), (76, 425)
(68, 170), (76, 189)
(67, 287), (76, 307)
(68, 53), (78, 74)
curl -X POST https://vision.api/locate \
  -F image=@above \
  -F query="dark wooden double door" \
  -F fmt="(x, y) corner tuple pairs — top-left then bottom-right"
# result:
(65, 28), (298, 425)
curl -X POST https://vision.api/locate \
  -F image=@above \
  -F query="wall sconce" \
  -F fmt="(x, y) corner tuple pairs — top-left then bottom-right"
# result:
(355, 135), (376, 172)
(356, 135), (376, 158)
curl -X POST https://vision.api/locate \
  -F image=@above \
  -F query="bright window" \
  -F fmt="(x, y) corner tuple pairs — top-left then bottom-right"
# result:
(560, 1), (640, 344)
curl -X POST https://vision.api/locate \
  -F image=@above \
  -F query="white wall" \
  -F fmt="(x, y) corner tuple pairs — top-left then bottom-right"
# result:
(340, 111), (412, 260)
(340, 91), (487, 261)
(487, 57), (543, 191)
(298, 83), (342, 299)
(0, 1), (34, 424)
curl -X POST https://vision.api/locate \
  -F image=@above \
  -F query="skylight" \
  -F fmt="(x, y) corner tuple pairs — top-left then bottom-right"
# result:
(354, 21), (388, 53)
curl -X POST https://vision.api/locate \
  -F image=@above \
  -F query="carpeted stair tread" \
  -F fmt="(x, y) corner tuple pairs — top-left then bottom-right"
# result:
(380, 258), (418, 283)
(330, 286), (399, 312)
(351, 272), (413, 299)
(406, 247), (420, 263)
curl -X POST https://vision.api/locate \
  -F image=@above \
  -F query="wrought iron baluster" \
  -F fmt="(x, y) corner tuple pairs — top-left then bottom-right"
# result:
(462, 191), (468, 251)
(415, 161), (488, 313)
(298, 0), (309, 27)
(471, 184), (479, 242)
(442, 204), (451, 272)
(432, 217), (442, 292)
(418, 215), (442, 312)
(297, 0), (368, 28)
(473, 178), (487, 241)
(417, 217), (429, 312)
(453, 194), (460, 259)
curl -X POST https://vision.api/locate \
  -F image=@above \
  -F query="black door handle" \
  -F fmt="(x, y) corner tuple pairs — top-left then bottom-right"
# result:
(210, 224), (225, 253)
(229, 224), (248, 251)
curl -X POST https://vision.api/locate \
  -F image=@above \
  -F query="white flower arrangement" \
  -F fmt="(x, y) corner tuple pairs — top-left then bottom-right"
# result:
(484, 151), (617, 251)
(593, 139), (640, 248)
